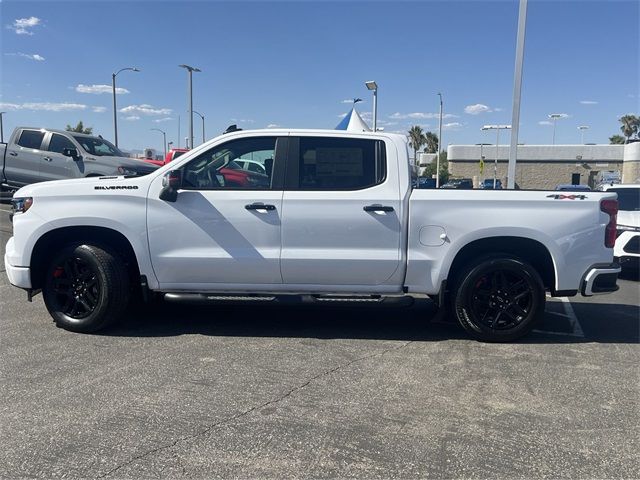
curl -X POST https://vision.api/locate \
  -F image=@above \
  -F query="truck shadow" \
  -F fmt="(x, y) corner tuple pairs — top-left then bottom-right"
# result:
(104, 298), (640, 344)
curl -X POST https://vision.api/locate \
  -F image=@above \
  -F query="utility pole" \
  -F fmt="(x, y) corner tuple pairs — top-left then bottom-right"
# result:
(436, 93), (443, 188)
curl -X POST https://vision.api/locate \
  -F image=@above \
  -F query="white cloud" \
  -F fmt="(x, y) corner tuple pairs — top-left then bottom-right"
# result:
(76, 84), (129, 95)
(464, 104), (492, 115)
(538, 120), (553, 126)
(494, 107), (504, 112)
(231, 118), (255, 124)
(443, 122), (463, 130)
(580, 100), (598, 105)
(10, 17), (42, 35)
(124, 115), (140, 121)
(0, 101), (86, 112)
(389, 112), (457, 120)
(153, 117), (173, 123)
(266, 123), (281, 128)
(5, 52), (45, 61)
(92, 106), (107, 113)
(120, 104), (172, 116)
(341, 99), (364, 104)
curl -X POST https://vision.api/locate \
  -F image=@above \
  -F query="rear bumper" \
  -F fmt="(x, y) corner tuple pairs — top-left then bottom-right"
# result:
(581, 263), (620, 296)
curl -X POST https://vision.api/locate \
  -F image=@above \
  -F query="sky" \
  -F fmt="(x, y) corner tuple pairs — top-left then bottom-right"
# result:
(1, 0), (638, 153)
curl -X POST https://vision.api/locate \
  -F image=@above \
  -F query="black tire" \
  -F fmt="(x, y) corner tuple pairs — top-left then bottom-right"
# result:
(451, 255), (545, 342)
(43, 244), (130, 333)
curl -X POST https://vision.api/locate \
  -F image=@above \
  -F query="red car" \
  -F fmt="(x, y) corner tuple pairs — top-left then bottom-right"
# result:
(142, 148), (268, 188)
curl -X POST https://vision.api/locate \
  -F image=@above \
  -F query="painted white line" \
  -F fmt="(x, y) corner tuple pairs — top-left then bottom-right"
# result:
(561, 296), (585, 337)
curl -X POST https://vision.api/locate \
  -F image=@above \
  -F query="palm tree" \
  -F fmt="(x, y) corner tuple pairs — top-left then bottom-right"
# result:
(619, 114), (639, 143)
(408, 126), (426, 164)
(66, 121), (93, 134)
(424, 131), (439, 154)
(609, 134), (626, 145)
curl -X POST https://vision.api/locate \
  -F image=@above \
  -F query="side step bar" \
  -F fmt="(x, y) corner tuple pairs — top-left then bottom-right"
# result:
(163, 293), (414, 307)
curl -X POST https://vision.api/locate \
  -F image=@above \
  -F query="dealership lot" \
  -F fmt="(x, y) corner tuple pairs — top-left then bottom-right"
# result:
(0, 206), (638, 479)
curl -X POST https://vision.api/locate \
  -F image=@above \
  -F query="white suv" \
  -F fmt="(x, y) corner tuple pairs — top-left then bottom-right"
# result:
(599, 183), (640, 267)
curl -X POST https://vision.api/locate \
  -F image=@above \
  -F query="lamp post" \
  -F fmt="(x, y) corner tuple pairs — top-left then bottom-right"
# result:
(178, 64), (201, 150)
(482, 124), (512, 188)
(193, 110), (205, 145)
(0, 112), (5, 143)
(111, 67), (140, 148)
(578, 125), (589, 144)
(365, 80), (378, 132)
(436, 92), (443, 188)
(151, 128), (167, 158)
(548, 113), (566, 145)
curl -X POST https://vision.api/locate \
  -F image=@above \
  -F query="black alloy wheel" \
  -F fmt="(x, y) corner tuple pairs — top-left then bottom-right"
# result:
(453, 256), (545, 342)
(43, 244), (130, 333)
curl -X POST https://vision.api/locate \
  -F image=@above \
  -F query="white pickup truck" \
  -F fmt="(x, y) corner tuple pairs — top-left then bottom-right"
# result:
(4, 129), (621, 341)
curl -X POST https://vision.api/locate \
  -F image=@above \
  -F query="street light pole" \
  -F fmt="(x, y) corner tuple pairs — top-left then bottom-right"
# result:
(578, 125), (589, 144)
(111, 67), (140, 148)
(365, 81), (378, 132)
(151, 128), (167, 158)
(178, 64), (201, 150)
(436, 93), (443, 188)
(193, 110), (205, 144)
(548, 113), (565, 145)
(0, 112), (5, 143)
(482, 125), (512, 188)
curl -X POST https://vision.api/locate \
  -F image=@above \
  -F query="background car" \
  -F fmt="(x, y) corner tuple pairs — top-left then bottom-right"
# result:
(480, 178), (502, 189)
(440, 178), (473, 189)
(555, 184), (591, 191)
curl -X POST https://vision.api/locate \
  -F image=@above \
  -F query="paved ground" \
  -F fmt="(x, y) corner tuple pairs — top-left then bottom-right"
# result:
(1, 204), (638, 478)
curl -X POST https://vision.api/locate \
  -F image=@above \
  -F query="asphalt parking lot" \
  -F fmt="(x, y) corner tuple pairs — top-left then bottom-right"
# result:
(1, 203), (638, 479)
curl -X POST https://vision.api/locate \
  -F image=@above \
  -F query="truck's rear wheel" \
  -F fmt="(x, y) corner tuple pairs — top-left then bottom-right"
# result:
(452, 255), (545, 342)
(43, 244), (130, 333)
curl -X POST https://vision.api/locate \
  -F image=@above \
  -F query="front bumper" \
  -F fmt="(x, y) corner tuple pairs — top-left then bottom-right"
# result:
(581, 263), (620, 296)
(4, 237), (32, 289)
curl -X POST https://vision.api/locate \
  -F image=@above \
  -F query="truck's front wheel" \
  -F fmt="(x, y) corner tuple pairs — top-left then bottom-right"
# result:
(452, 256), (545, 342)
(42, 244), (130, 333)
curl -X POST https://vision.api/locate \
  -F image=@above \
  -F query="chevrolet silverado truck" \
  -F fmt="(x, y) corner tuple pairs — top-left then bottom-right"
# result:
(0, 127), (158, 195)
(4, 129), (621, 341)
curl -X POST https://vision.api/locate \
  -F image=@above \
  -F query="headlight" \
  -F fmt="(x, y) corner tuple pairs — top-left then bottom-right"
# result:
(11, 197), (33, 215)
(617, 224), (640, 232)
(117, 166), (138, 176)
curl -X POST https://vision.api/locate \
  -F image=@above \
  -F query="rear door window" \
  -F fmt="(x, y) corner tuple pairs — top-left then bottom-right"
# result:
(16, 130), (46, 150)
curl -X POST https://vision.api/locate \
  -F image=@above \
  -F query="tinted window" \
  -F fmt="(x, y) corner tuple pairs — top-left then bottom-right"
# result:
(72, 135), (123, 157)
(17, 130), (45, 149)
(610, 188), (640, 211)
(48, 134), (76, 154)
(296, 137), (386, 190)
(182, 137), (276, 190)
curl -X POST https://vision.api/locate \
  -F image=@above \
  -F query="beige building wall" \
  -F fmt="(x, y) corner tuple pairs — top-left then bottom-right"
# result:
(447, 144), (630, 189)
(622, 142), (640, 183)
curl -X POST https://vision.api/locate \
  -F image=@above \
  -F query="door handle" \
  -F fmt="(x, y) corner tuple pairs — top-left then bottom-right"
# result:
(363, 204), (394, 213)
(245, 202), (276, 211)
(43, 157), (53, 162)
(9, 151), (18, 157)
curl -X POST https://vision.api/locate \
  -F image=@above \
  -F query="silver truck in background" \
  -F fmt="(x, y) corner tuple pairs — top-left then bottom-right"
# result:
(1, 127), (158, 196)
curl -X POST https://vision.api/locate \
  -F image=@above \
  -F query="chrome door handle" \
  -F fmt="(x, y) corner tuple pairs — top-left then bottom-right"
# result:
(9, 151), (18, 157)
(43, 157), (53, 162)
(363, 204), (394, 212)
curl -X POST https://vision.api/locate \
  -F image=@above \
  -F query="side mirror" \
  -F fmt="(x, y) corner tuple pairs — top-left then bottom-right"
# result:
(159, 170), (182, 202)
(62, 148), (80, 160)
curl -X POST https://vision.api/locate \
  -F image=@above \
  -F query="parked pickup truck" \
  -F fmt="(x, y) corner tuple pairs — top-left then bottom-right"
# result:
(5, 129), (621, 341)
(1, 127), (158, 194)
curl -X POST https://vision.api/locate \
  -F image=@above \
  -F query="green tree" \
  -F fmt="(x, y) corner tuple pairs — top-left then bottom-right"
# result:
(423, 131), (439, 154)
(421, 150), (449, 184)
(66, 121), (93, 134)
(619, 114), (639, 142)
(609, 134), (626, 144)
(407, 125), (426, 164)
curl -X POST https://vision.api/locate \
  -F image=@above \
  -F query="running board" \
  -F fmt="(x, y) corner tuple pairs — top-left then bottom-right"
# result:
(163, 293), (414, 307)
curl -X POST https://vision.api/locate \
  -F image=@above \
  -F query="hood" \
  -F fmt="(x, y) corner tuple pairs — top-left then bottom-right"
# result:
(85, 155), (159, 170)
(617, 210), (640, 228)
(13, 173), (150, 199)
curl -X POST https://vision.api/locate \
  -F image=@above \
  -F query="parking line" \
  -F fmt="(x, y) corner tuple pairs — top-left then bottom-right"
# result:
(561, 296), (585, 337)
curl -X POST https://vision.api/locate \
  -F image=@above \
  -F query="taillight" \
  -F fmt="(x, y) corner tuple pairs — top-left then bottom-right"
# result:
(600, 199), (618, 248)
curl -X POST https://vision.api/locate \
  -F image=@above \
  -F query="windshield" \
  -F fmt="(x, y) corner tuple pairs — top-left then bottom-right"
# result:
(610, 188), (640, 211)
(73, 135), (124, 157)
